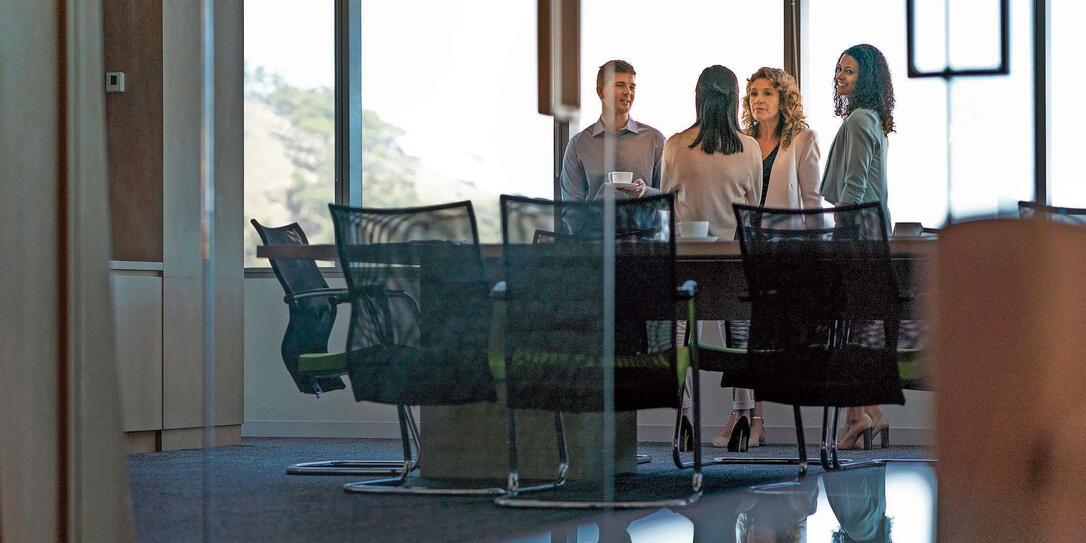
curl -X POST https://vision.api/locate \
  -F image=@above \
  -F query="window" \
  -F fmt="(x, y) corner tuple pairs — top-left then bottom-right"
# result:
(243, 0), (335, 266)
(359, 0), (552, 242)
(806, 0), (1034, 226)
(579, 2), (783, 145)
(1049, 0), (1086, 207)
(807, 1), (948, 227)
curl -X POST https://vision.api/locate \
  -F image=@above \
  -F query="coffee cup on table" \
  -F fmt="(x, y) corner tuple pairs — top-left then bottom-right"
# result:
(677, 221), (709, 239)
(607, 171), (634, 184)
(892, 222), (923, 237)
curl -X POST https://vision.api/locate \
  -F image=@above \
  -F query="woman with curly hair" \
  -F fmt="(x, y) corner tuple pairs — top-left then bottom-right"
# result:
(711, 67), (824, 449)
(819, 43), (897, 450)
(820, 43), (895, 231)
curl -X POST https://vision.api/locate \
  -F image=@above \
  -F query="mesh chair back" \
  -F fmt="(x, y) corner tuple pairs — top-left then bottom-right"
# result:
(499, 194), (680, 412)
(250, 219), (345, 394)
(1018, 201), (1086, 224)
(328, 202), (496, 406)
(733, 203), (904, 406)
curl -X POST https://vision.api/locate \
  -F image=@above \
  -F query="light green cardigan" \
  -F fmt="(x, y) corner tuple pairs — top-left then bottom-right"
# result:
(819, 108), (891, 231)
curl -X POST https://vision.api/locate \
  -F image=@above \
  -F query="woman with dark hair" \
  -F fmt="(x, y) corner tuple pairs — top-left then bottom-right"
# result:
(820, 43), (895, 231)
(662, 65), (761, 238)
(819, 43), (897, 449)
(663, 65), (761, 451)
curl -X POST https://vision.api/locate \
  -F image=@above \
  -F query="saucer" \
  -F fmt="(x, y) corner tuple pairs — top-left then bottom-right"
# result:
(606, 182), (636, 189)
(678, 235), (718, 242)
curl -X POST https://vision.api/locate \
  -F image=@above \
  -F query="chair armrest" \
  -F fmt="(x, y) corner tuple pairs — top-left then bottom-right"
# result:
(286, 287), (349, 304)
(675, 279), (698, 300)
(490, 281), (507, 300)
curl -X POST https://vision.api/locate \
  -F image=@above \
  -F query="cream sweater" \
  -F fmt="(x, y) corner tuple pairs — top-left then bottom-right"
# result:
(661, 127), (762, 238)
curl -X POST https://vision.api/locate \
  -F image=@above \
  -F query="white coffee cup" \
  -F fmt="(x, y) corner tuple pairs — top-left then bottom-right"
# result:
(608, 171), (633, 184)
(892, 222), (923, 237)
(677, 221), (709, 238)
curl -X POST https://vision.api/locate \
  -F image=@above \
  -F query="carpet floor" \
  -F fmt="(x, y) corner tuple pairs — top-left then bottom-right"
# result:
(128, 438), (931, 542)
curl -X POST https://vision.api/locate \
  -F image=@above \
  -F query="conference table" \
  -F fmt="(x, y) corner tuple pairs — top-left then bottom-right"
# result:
(256, 238), (933, 307)
(257, 239), (934, 479)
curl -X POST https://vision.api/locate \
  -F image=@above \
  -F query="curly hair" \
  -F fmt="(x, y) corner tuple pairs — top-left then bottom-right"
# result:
(742, 67), (808, 150)
(834, 44), (895, 134)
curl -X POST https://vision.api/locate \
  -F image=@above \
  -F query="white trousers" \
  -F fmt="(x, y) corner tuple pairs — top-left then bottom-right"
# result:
(678, 320), (755, 411)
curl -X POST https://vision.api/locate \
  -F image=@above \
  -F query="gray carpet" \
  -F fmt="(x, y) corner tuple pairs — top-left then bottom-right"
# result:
(128, 438), (930, 543)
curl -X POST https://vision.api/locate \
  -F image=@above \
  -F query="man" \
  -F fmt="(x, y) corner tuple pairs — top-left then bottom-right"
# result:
(560, 60), (665, 202)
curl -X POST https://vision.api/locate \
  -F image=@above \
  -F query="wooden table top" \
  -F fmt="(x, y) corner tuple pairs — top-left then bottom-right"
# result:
(256, 238), (936, 261)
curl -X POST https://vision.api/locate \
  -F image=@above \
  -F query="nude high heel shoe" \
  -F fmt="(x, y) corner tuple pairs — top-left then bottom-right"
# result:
(836, 413), (874, 450)
(869, 411), (891, 449)
(750, 415), (767, 447)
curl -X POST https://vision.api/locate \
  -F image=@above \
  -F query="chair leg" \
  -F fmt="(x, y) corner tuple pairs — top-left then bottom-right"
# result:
(820, 406), (832, 470)
(287, 404), (421, 476)
(343, 405), (503, 496)
(831, 407), (843, 469)
(792, 405), (808, 476)
(499, 363), (702, 509)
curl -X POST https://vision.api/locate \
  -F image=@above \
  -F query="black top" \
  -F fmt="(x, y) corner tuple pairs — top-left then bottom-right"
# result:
(758, 144), (780, 208)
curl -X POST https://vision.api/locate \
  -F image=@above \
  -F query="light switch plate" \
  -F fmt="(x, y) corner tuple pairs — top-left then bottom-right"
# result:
(106, 72), (126, 93)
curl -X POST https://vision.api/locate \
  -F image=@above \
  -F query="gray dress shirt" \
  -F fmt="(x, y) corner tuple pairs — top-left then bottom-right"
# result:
(819, 108), (891, 231)
(560, 117), (665, 202)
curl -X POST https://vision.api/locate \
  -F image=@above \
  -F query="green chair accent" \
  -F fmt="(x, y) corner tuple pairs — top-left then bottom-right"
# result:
(297, 351), (348, 375)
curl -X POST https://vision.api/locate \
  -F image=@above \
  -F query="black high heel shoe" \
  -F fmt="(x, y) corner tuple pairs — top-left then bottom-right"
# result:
(727, 415), (751, 452)
(678, 414), (694, 452)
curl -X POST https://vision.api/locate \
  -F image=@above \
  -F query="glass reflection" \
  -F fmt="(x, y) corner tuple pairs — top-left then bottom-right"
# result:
(502, 464), (937, 543)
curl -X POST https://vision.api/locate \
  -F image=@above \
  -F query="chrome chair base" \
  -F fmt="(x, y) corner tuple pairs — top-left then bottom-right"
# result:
(287, 459), (412, 476)
(495, 492), (702, 509)
(343, 476), (505, 496)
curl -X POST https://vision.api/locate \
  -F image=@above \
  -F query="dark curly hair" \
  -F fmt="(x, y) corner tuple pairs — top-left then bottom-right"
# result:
(834, 44), (895, 135)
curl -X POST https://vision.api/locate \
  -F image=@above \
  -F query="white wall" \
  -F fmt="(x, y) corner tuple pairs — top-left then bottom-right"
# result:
(243, 276), (934, 445)
(243, 276), (401, 438)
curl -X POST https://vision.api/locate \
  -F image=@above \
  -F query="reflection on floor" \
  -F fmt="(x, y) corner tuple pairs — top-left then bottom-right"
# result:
(127, 438), (933, 543)
(506, 462), (935, 543)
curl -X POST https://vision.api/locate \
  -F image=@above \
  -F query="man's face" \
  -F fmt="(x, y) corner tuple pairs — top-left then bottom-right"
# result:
(597, 72), (636, 116)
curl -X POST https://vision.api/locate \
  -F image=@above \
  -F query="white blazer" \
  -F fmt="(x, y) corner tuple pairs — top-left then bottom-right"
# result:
(760, 127), (822, 211)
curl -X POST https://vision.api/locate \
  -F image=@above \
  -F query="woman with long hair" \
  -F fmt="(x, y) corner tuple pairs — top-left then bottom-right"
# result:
(663, 65), (761, 451)
(662, 65), (761, 238)
(712, 67), (824, 449)
(819, 43), (897, 450)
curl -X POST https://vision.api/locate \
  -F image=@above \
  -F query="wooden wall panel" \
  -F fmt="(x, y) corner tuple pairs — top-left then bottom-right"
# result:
(103, 0), (163, 262)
